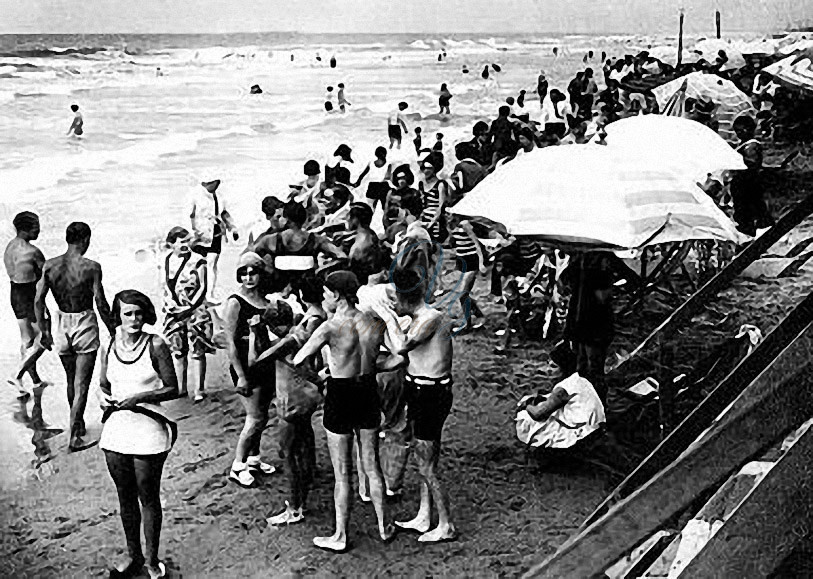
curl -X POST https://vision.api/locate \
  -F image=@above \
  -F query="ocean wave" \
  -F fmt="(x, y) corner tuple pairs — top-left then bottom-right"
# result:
(0, 46), (111, 59)
(1, 125), (256, 197)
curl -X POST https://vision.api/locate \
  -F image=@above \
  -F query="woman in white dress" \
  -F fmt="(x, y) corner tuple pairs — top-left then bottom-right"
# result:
(100, 290), (179, 579)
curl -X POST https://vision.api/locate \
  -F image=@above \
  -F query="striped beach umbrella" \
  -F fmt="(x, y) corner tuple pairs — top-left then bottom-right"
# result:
(602, 115), (746, 181)
(651, 72), (756, 145)
(451, 145), (746, 250)
(763, 50), (813, 95)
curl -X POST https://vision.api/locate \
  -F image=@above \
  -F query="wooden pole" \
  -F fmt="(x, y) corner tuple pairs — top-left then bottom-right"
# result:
(677, 10), (685, 67)
(716, 10), (721, 39)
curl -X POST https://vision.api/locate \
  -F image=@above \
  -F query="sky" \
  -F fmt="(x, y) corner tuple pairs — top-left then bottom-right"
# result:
(1, 0), (810, 35)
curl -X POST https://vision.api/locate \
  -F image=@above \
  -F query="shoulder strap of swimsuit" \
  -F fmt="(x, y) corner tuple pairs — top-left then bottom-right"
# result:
(165, 253), (192, 303)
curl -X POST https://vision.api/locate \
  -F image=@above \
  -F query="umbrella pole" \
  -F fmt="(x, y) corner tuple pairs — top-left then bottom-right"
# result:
(677, 10), (685, 67)
(716, 10), (721, 39)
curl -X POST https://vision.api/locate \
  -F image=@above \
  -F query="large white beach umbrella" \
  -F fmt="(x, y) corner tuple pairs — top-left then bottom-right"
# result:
(601, 115), (746, 180)
(763, 50), (813, 95)
(451, 145), (746, 250)
(651, 72), (756, 145)
(692, 39), (746, 71)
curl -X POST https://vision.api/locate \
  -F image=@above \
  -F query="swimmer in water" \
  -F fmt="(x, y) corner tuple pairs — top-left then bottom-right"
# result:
(325, 86), (335, 113)
(337, 83), (350, 113)
(330, 55), (337, 68)
(67, 104), (83, 136)
(481, 65), (490, 80)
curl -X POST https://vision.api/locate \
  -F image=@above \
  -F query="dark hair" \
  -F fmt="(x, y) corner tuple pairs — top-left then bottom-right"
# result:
(112, 289), (157, 326)
(165, 226), (190, 244)
(402, 196), (422, 218)
(70, 104), (79, 112)
(304, 159), (321, 176)
(549, 341), (577, 376)
(348, 204), (374, 227)
(338, 82), (344, 88)
(283, 201), (307, 227)
(473, 121), (489, 135)
(375, 146), (387, 158)
(518, 127), (535, 142)
(436, 133), (444, 139)
(506, 97), (515, 105)
(299, 274), (324, 304)
(415, 126), (422, 133)
(498, 105), (510, 116)
(733, 115), (757, 134)
(66, 222), (91, 244)
(327, 86), (334, 91)
(263, 299), (294, 328)
(455, 142), (475, 160)
(391, 267), (423, 304)
(13, 211), (39, 233)
(398, 101), (408, 110)
(261, 196), (284, 217)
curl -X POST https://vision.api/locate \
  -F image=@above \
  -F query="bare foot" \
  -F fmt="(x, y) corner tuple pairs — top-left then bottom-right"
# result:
(380, 523), (398, 543)
(395, 514), (431, 534)
(418, 524), (458, 543)
(313, 534), (348, 553)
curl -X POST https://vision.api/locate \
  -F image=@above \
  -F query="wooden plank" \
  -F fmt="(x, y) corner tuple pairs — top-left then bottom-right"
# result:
(584, 290), (813, 526)
(620, 192), (813, 364)
(677, 425), (813, 577)
(523, 316), (813, 579)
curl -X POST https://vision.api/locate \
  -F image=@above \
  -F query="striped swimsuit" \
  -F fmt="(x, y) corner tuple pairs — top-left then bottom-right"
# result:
(420, 181), (444, 241)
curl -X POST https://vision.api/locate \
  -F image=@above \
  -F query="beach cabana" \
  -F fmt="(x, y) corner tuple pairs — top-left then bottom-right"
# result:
(600, 115), (746, 181)
(451, 145), (745, 251)
(763, 49), (813, 95)
(651, 72), (756, 145)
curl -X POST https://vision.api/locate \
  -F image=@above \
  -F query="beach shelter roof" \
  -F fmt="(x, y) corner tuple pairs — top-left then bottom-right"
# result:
(647, 45), (702, 68)
(777, 38), (813, 56)
(763, 50), (813, 94)
(651, 72), (756, 145)
(733, 38), (780, 57)
(692, 39), (746, 71)
(601, 115), (746, 180)
(450, 145), (746, 250)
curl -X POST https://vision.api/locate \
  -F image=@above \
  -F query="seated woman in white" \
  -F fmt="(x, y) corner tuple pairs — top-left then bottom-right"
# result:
(516, 346), (605, 449)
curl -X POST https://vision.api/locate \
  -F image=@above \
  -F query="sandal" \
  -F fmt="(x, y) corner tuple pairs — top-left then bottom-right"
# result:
(267, 502), (304, 526)
(229, 466), (256, 488)
(246, 458), (276, 475)
(108, 557), (145, 578)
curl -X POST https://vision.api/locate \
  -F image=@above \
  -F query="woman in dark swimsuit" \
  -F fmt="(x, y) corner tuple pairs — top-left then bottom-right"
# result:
(264, 202), (346, 296)
(222, 252), (276, 487)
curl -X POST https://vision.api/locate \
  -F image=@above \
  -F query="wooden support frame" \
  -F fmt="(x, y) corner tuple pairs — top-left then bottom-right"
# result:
(523, 307), (813, 578)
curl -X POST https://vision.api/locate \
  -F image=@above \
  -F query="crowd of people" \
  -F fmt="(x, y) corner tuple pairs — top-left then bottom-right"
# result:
(5, 42), (784, 577)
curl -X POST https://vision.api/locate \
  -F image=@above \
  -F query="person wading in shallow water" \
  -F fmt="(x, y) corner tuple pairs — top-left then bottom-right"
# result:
(292, 270), (395, 553)
(373, 267), (458, 544)
(4, 211), (51, 398)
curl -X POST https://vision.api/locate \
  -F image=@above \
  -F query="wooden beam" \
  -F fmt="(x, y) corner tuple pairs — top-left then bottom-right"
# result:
(678, 424), (813, 577)
(678, 11), (685, 67)
(585, 290), (813, 526)
(620, 192), (813, 366)
(523, 314), (813, 578)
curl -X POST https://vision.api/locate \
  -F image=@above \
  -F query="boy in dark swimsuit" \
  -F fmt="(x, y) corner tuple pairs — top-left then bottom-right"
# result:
(4, 212), (50, 397)
(293, 271), (395, 552)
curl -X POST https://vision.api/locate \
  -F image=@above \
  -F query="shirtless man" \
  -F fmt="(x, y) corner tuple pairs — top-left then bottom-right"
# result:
(4, 212), (50, 397)
(387, 102), (409, 150)
(67, 104), (83, 136)
(35, 222), (115, 451)
(346, 203), (384, 286)
(292, 270), (395, 552)
(373, 266), (457, 543)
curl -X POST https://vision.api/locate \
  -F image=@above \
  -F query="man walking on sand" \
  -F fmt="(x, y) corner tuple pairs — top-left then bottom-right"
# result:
(35, 222), (115, 452)
(373, 267), (457, 543)
(187, 174), (240, 303)
(4, 212), (51, 397)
